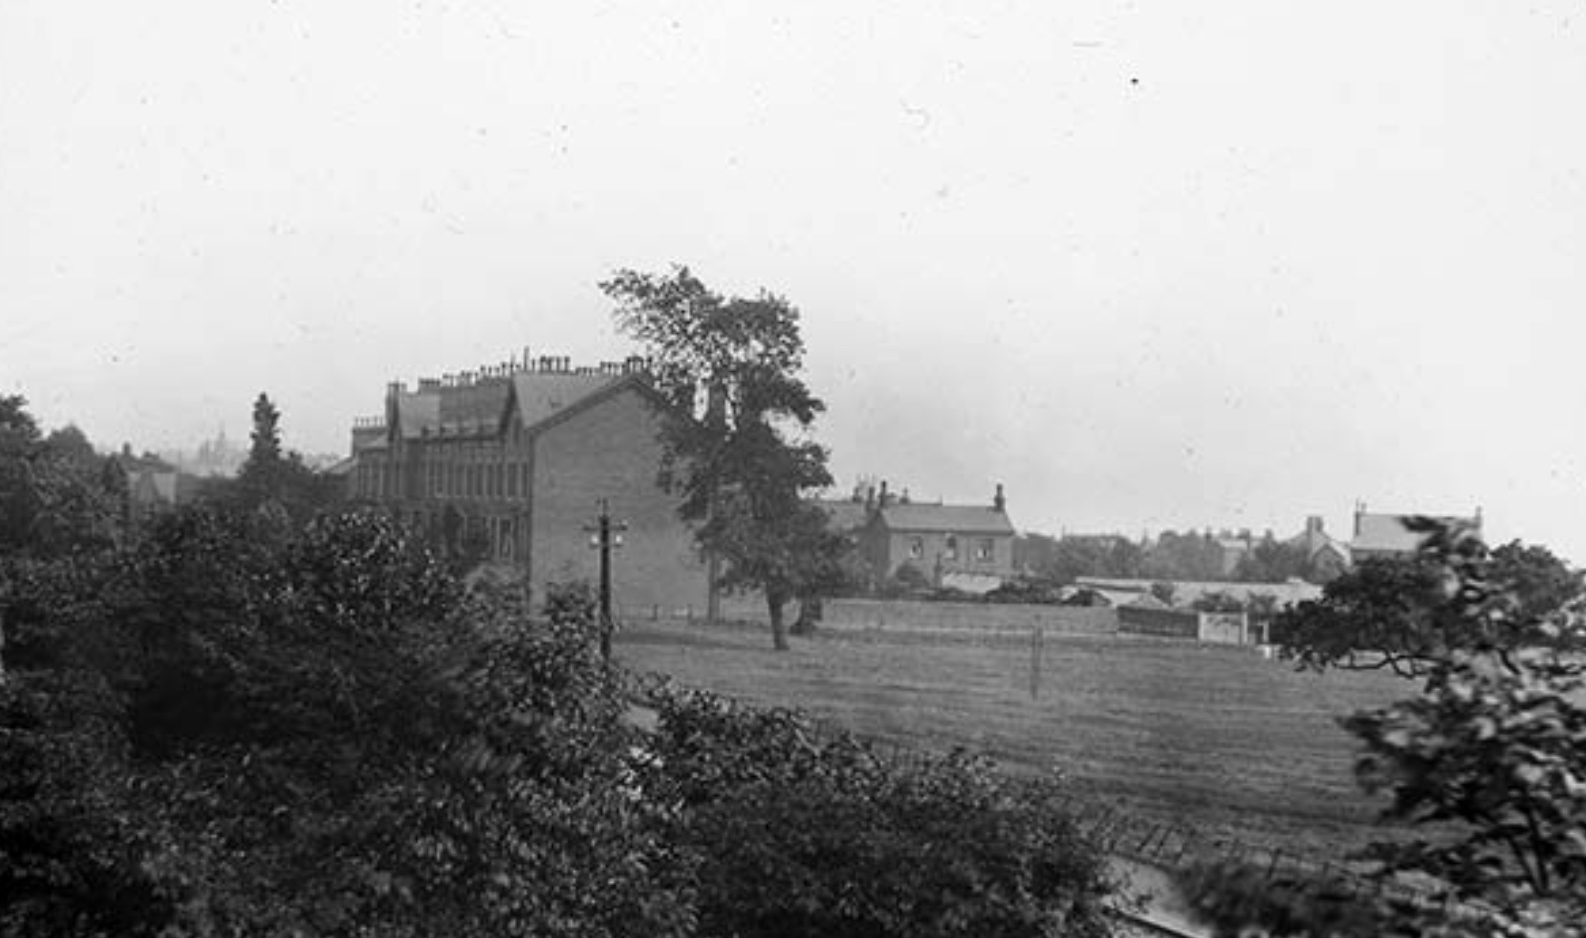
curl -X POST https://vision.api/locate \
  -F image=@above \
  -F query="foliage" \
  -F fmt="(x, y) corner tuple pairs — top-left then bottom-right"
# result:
(2, 495), (697, 937)
(1178, 858), (1393, 938)
(641, 686), (1118, 938)
(0, 397), (125, 560)
(1231, 537), (1314, 584)
(983, 574), (1068, 605)
(1149, 581), (1177, 606)
(1061, 587), (1111, 607)
(1345, 649), (1586, 915)
(879, 560), (933, 598)
(603, 266), (838, 649)
(1196, 520), (1586, 936)
(1275, 525), (1583, 678)
(1016, 532), (1143, 585)
(1142, 530), (1226, 583)
(228, 392), (339, 519)
(1191, 590), (1247, 613)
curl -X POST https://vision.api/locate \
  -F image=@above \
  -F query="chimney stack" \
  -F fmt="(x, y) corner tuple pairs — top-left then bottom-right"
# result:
(993, 482), (1006, 513)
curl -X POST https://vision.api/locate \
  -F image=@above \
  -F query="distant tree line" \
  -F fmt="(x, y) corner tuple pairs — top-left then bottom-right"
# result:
(1014, 529), (1325, 588)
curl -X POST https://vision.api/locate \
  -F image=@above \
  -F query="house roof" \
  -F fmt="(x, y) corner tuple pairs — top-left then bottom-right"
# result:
(392, 391), (441, 440)
(130, 469), (179, 505)
(878, 503), (1015, 535)
(1352, 512), (1479, 555)
(1285, 527), (1352, 563)
(509, 372), (624, 431)
(384, 371), (634, 442)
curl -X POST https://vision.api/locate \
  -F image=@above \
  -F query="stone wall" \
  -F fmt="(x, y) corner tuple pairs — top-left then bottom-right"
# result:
(706, 596), (1119, 635)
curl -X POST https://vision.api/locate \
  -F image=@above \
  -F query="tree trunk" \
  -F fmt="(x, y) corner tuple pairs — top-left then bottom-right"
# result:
(767, 594), (789, 651)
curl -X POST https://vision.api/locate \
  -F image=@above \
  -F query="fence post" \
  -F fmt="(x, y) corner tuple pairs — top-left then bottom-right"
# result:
(1029, 627), (1043, 699)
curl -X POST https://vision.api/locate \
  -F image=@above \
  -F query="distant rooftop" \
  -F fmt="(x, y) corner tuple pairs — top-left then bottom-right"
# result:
(355, 352), (652, 443)
(1352, 508), (1482, 556)
(878, 503), (1015, 536)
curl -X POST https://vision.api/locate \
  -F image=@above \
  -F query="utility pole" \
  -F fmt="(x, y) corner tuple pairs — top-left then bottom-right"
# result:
(585, 500), (627, 665)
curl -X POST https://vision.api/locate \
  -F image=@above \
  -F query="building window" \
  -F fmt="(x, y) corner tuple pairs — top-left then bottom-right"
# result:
(944, 534), (958, 561)
(908, 536), (924, 559)
(975, 539), (995, 563)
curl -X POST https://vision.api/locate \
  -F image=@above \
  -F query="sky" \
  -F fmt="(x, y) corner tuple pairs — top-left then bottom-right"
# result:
(3, 1), (1584, 563)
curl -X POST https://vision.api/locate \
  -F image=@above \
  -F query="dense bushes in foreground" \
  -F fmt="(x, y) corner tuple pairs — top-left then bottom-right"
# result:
(643, 687), (1118, 938)
(1, 503), (1116, 937)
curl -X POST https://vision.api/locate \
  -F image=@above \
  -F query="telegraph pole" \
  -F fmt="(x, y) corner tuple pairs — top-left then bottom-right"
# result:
(585, 500), (627, 665)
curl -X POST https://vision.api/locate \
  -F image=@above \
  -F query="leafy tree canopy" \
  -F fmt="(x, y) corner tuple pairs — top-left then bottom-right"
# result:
(603, 266), (838, 649)
(1275, 522), (1584, 678)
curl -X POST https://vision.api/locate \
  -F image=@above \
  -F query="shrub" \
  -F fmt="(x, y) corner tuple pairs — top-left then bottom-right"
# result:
(642, 686), (1118, 938)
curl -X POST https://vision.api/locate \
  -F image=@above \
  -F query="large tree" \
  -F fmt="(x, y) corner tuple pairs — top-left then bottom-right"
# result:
(1274, 527), (1584, 678)
(230, 393), (337, 519)
(602, 266), (836, 650)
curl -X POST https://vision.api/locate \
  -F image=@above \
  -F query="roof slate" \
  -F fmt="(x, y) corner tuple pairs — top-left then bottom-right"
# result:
(1352, 512), (1476, 555)
(510, 372), (623, 430)
(878, 503), (1015, 535)
(387, 372), (629, 440)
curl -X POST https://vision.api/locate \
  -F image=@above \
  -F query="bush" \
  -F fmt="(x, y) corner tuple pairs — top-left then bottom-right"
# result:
(642, 687), (1118, 938)
(984, 576), (1067, 605)
(1, 505), (694, 937)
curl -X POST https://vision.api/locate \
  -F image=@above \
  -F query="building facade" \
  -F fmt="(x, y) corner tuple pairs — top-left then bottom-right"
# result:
(346, 355), (710, 613)
(819, 482), (1018, 593)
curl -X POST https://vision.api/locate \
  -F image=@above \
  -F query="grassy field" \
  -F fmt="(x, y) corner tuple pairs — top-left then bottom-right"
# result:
(615, 620), (1410, 861)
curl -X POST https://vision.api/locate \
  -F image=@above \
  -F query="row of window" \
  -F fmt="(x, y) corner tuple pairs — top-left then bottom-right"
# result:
(424, 458), (531, 501)
(353, 456), (532, 502)
(906, 534), (998, 564)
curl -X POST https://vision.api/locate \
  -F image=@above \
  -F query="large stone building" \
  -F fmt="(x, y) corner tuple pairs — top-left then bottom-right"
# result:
(346, 354), (709, 613)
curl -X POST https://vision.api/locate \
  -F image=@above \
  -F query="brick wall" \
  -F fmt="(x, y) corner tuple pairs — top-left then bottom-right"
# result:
(529, 388), (709, 611)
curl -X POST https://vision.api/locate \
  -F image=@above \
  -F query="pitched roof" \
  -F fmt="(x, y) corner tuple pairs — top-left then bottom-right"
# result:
(1285, 527), (1352, 563)
(509, 372), (624, 430)
(1352, 512), (1479, 555)
(877, 503), (1015, 535)
(385, 371), (632, 440)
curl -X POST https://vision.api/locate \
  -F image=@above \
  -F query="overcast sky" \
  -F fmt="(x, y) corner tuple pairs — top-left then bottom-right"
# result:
(3, 1), (1583, 562)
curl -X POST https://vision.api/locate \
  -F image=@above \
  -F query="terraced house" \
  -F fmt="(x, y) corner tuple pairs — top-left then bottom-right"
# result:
(346, 353), (710, 612)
